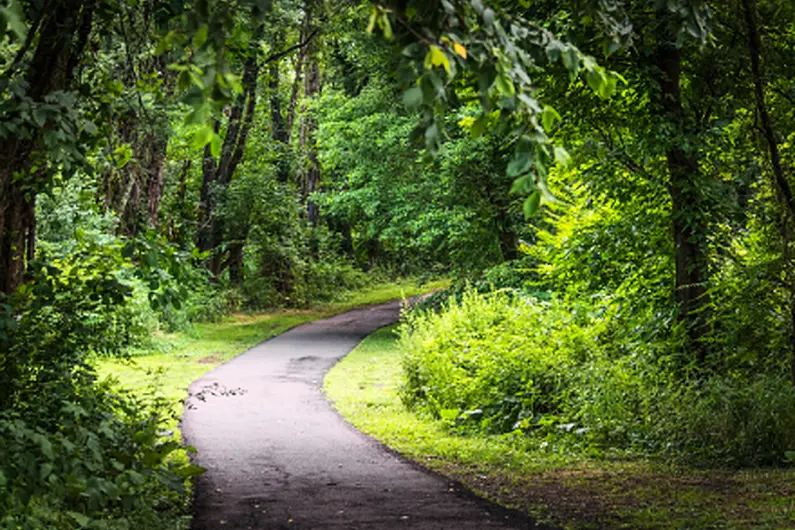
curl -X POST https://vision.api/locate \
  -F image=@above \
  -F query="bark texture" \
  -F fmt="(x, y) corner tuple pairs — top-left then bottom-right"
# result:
(0, 0), (94, 294)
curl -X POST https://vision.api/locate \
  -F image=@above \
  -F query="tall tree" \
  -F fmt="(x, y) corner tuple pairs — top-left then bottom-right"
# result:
(0, 0), (94, 294)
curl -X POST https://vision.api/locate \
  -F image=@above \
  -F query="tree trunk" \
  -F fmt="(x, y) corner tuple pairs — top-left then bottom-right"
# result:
(228, 242), (245, 284)
(197, 23), (263, 277)
(299, 26), (321, 226)
(654, 12), (710, 362)
(145, 135), (168, 227)
(285, 16), (310, 145)
(197, 121), (220, 253)
(0, 0), (93, 294)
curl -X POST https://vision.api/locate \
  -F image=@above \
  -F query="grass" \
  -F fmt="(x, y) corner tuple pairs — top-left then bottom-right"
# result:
(94, 278), (449, 416)
(324, 326), (795, 530)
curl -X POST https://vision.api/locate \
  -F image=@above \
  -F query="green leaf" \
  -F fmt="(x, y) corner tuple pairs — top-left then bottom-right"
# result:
(193, 125), (214, 151)
(186, 103), (211, 125)
(175, 463), (206, 478)
(554, 146), (572, 167)
(524, 191), (541, 218)
(403, 86), (424, 111)
(470, 115), (488, 138)
(380, 13), (393, 39)
(1, 0), (27, 41)
(192, 24), (209, 49)
(507, 136), (533, 177)
(510, 175), (534, 195)
(366, 7), (378, 34)
(507, 151), (531, 177)
(83, 121), (98, 136)
(40, 463), (53, 480)
(427, 45), (451, 75)
(210, 132), (222, 157)
(562, 47), (580, 81)
(494, 73), (515, 97)
(482, 8), (495, 28)
(39, 437), (54, 460)
(67, 512), (90, 528)
(541, 105), (561, 132)
(439, 408), (460, 421)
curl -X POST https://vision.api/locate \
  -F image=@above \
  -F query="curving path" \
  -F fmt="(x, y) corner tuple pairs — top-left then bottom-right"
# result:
(182, 300), (532, 530)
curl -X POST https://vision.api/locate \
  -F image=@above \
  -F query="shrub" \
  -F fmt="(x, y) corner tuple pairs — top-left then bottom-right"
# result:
(399, 288), (795, 466)
(0, 369), (199, 529)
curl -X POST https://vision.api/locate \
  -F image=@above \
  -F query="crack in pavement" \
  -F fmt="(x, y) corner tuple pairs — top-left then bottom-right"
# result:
(182, 300), (534, 529)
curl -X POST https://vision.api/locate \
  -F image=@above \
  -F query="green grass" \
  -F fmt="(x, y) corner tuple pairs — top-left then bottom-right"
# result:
(94, 278), (449, 416)
(325, 326), (795, 530)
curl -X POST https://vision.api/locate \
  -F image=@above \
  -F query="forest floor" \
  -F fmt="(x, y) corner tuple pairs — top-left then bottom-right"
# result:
(326, 326), (795, 530)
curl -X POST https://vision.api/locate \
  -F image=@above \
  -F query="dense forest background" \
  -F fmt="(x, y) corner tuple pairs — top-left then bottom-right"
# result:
(2, 0), (795, 527)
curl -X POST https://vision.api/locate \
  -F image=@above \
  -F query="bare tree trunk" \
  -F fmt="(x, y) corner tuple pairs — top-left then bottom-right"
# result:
(298, 15), (321, 226)
(654, 11), (710, 363)
(285, 16), (310, 145)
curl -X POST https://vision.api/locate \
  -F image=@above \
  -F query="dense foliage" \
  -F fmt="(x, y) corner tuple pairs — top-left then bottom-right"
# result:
(2, 0), (795, 525)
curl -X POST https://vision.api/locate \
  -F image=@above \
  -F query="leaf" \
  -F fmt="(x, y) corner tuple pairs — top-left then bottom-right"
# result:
(439, 408), (460, 421)
(483, 8), (495, 28)
(427, 45), (450, 75)
(507, 136), (533, 177)
(562, 47), (580, 81)
(67, 512), (90, 528)
(453, 42), (467, 59)
(380, 13), (393, 39)
(192, 24), (208, 49)
(40, 463), (53, 480)
(585, 68), (607, 97)
(554, 146), (572, 167)
(494, 73), (515, 97)
(510, 175), (533, 195)
(1, 0), (27, 41)
(541, 105), (561, 132)
(193, 125), (214, 151)
(403, 86), (424, 111)
(524, 191), (541, 218)
(425, 123), (440, 151)
(175, 463), (206, 478)
(186, 103), (211, 125)
(210, 132), (222, 157)
(83, 121), (98, 136)
(32, 107), (47, 127)
(470, 115), (487, 138)
(366, 7), (378, 34)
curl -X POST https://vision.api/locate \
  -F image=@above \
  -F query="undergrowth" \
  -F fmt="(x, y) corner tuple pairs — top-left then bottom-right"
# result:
(399, 288), (795, 467)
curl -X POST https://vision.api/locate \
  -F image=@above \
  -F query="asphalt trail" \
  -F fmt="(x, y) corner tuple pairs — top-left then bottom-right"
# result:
(182, 300), (531, 530)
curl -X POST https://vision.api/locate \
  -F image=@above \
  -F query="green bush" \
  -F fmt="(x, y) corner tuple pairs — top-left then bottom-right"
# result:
(0, 233), (201, 528)
(399, 288), (795, 466)
(0, 370), (198, 530)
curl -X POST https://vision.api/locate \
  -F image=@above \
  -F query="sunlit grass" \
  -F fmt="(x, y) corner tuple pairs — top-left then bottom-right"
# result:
(325, 326), (795, 530)
(94, 278), (449, 417)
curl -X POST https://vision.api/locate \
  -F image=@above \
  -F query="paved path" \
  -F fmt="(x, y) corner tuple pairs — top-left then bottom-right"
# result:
(182, 300), (532, 529)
